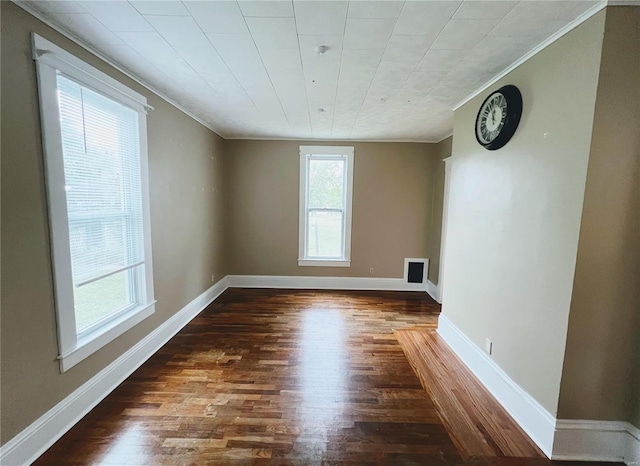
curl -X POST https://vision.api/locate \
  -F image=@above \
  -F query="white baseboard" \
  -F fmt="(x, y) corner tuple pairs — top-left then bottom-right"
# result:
(0, 278), (228, 466)
(226, 274), (428, 292)
(426, 280), (441, 303)
(436, 314), (556, 457)
(553, 420), (640, 465)
(437, 314), (639, 464)
(629, 424), (640, 466)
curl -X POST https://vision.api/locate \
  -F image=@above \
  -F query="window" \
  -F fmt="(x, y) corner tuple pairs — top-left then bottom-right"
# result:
(299, 146), (354, 267)
(33, 34), (155, 372)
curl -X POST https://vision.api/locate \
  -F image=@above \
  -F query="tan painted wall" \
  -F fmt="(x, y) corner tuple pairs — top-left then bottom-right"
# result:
(557, 7), (640, 425)
(224, 139), (440, 279)
(441, 12), (605, 413)
(426, 137), (452, 285)
(0, 2), (227, 443)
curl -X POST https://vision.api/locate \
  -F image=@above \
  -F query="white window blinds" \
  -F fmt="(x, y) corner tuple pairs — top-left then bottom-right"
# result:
(57, 75), (146, 331)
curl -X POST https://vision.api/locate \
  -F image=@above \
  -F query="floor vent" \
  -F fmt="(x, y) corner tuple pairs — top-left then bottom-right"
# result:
(404, 258), (429, 284)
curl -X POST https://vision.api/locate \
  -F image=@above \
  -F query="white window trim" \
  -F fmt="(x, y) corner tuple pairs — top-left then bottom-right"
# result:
(298, 145), (354, 267)
(33, 33), (156, 373)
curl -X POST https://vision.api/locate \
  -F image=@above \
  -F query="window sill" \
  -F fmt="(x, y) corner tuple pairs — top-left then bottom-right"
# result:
(58, 301), (156, 372)
(298, 259), (351, 267)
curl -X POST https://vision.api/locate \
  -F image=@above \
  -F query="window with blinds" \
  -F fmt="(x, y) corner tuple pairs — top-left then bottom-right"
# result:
(58, 75), (145, 334)
(298, 146), (354, 267)
(34, 33), (155, 372)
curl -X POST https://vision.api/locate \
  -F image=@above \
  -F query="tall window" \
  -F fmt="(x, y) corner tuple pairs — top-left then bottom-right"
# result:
(299, 146), (354, 267)
(34, 34), (155, 372)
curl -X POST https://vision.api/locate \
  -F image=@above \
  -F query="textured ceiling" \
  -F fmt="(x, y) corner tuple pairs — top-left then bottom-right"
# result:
(20, 0), (601, 141)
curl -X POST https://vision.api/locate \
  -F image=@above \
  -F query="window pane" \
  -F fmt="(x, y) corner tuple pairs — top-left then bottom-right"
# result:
(307, 210), (343, 258)
(74, 268), (135, 333)
(308, 159), (344, 209)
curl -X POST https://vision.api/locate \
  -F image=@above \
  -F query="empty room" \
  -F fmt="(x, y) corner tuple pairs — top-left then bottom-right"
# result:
(1, 0), (638, 465)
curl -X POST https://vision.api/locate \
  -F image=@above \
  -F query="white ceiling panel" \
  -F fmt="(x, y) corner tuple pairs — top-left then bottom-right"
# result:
(416, 49), (467, 73)
(184, 1), (248, 33)
(298, 34), (343, 84)
(238, 0), (294, 17)
(394, 1), (461, 36)
(206, 33), (286, 120)
(334, 93), (366, 114)
(259, 47), (304, 74)
(432, 19), (499, 50)
(23, 0), (605, 142)
(49, 13), (125, 46)
(207, 33), (265, 75)
(338, 69), (376, 92)
(467, 35), (531, 66)
(382, 35), (437, 64)
(340, 48), (383, 71)
(80, 1), (153, 32)
(343, 18), (396, 49)
(453, 1), (516, 20)
(98, 43), (164, 79)
(116, 31), (182, 63)
(310, 112), (335, 137)
(174, 46), (229, 75)
(130, 1), (190, 16)
(294, 1), (348, 35)
(489, 2), (574, 37)
(374, 60), (415, 82)
(347, 1), (403, 19)
(404, 70), (448, 93)
(273, 85), (311, 124)
(144, 15), (211, 47)
(491, 16), (569, 38)
(246, 17), (299, 49)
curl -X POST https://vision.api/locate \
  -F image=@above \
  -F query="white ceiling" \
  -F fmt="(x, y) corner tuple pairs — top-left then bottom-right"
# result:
(21, 0), (601, 142)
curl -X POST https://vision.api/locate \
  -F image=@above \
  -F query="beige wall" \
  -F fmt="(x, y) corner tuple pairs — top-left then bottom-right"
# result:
(557, 7), (640, 425)
(426, 137), (452, 285)
(224, 139), (440, 279)
(0, 2), (227, 443)
(441, 12), (605, 413)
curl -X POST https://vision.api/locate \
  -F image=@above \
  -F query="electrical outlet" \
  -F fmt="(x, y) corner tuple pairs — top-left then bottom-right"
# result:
(211, 274), (215, 283)
(485, 338), (493, 355)
(369, 267), (374, 275)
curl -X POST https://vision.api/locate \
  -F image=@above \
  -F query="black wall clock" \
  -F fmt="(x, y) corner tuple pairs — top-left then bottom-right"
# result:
(475, 85), (523, 151)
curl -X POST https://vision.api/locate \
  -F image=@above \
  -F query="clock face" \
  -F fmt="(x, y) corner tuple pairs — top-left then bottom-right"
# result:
(474, 85), (523, 151)
(476, 92), (507, 144)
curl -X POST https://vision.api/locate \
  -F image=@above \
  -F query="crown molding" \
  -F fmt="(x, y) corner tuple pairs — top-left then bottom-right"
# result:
(224, 136), (446, 144)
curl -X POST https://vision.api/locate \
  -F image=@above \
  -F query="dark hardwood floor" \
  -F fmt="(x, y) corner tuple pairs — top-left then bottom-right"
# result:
(34, 289), (617, 465)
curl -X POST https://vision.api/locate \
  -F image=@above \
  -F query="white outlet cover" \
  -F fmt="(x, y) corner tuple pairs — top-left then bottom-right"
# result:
(485, 338), (493, 355)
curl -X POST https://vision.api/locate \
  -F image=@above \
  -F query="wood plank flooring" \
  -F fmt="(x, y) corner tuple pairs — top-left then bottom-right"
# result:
(34, 289), (617, 465)
(395, 329), (542, 459)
